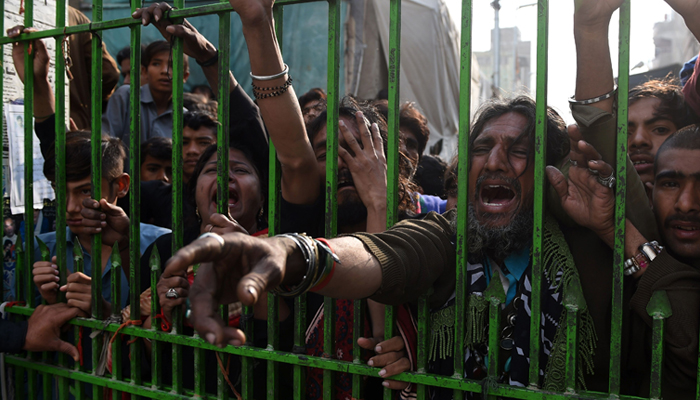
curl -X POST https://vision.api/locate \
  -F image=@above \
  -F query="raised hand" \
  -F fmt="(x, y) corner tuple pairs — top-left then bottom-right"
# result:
(338, 112), (388, 218)
(546, 140), (616, 246)
(7, 26), (50, 84)
(80, 198), (130, 250)
(358, 335), (412, 390)
(132, 3), (217, 63)
(573, 0), (625, 30)
(33, 255), (60, 304)
(226, 0), (274, 28)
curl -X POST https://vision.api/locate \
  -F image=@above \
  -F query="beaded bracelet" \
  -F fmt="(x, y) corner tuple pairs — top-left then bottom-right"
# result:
(252, 76), (293, 100)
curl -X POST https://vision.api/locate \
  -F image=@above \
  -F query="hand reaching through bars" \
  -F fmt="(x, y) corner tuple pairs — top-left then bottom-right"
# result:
(33, 256), (60, 304)
(546, 140), (616, 247)
(23, 303), (82, 361)
(162, 233), (294, 346)
(7, 26), (50, 85)
(358, 336), (412, 391)
(132, 3), (218, 64)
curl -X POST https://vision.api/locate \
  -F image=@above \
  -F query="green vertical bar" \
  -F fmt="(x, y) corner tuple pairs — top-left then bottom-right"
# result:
(384, 3), (401, 398)
(323, 0), (341, 398)
(171, 3), (185, 393)
(454, 0), (472, 398)
(293, 294), (307, 400)
(74, 241), (85, 400)
(528, 0), (548, 387)
(128, 0), (143, 394)
(216, 6), (233, 399)
(23, 0), (35, 311)
(485, 278), (505, 399)
(264, 6), (284, 400)
(90, 1), (105, 398)
(149, 249), (162, 390)
(415, 295), (429, 399)
(0, 0), (4, 305)
(55, 0), (68, 305)
(563, 276), (584, 393)
(22, 2), (37, 398)
(53, 3), (68, 397)
(609, 1), (630, 395)
(37, 237), (52, 399)
(110, 244), (122, 399)
(351, 299), (365, 398)
(647, 290), (672, 399)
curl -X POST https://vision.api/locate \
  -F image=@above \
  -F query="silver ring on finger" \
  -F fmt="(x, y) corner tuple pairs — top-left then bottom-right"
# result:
(588, 167), (599, 175)
(597, 173), (616, 188)
(166, 287), (179, 299)
(198, 232), (225, 247)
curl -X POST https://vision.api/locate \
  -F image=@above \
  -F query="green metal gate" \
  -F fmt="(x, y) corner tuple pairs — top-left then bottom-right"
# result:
(0, 0), (689, 398)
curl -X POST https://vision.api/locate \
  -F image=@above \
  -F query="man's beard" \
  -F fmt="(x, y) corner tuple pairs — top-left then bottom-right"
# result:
(462, 202), (534, 262)
(337, 192), (368, 227)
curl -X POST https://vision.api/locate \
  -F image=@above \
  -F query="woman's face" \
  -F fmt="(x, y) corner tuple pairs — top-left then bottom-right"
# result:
(195, 148), (263, 233)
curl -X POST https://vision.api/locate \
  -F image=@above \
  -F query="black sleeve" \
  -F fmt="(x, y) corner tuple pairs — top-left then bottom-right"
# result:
(0, 319), (28, 353)
(228, 84), (269, 189)
(35, 114), (57, 160)
(280, 194), (325, 237)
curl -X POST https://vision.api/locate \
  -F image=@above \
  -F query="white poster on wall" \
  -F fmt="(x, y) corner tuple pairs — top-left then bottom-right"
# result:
(5, 104), (55, 214)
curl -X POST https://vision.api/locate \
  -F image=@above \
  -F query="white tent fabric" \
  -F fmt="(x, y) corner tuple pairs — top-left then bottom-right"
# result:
(346, 0), (480, 157)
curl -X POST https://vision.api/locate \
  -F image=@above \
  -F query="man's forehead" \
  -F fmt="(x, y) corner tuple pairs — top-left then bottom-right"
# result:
(183, 126), (216, 139)
(656, 148), (700, 176)
(476, 113), (528, 141)
(313, 116), (360, 147)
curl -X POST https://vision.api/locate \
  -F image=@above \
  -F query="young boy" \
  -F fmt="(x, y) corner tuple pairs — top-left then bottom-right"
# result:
(32, 131), (170, 315)
(102, 40), (190, 147)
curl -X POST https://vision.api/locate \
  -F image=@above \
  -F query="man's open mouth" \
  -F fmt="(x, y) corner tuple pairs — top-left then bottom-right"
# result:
(480, 184), (516, 206)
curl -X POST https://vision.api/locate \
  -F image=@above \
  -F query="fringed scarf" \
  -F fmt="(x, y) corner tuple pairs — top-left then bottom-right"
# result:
(423, 213), (596, 399)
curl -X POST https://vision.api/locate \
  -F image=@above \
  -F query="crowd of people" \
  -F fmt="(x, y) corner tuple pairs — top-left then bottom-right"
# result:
(2, 0), (700, 398)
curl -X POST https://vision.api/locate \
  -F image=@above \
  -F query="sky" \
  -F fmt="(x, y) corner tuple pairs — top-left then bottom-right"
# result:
(442, 0), (677, 123)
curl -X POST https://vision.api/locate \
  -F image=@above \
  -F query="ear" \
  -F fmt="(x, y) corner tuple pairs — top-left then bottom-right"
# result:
(141, 65), (148, 81)
(115, 173), (131, 198)
(645, 181), (654, 208)
(183, 70), (190, 83)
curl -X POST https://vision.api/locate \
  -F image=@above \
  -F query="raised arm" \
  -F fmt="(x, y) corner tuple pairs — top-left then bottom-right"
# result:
(8, 26), (55, 121)
(572, 0), (622, 114)
(229, 0), (320, 204)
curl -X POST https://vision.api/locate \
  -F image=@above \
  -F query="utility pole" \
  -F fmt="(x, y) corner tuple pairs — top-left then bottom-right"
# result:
(491, 0), (501, 97)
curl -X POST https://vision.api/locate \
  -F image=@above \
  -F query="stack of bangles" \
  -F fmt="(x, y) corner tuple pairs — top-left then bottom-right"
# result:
(623, 240), (663, 276)
(272, 233), (340, 297)
(250, 63), (293, 100)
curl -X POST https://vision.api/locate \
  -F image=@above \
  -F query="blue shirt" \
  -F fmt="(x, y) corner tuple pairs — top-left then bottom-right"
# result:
(33, 223), (170, 309)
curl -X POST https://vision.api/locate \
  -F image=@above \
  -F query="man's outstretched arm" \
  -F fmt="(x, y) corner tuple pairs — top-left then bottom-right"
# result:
(163, 211), (457, 347)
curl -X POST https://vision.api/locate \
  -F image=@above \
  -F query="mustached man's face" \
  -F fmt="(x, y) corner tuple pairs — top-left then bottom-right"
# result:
(653, 148), (700, 261)
(468, 112), (535, 229)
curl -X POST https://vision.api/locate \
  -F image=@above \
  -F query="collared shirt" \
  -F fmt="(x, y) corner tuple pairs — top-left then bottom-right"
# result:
(101, 84), (177, 147)
(33, 223), (170, 309)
